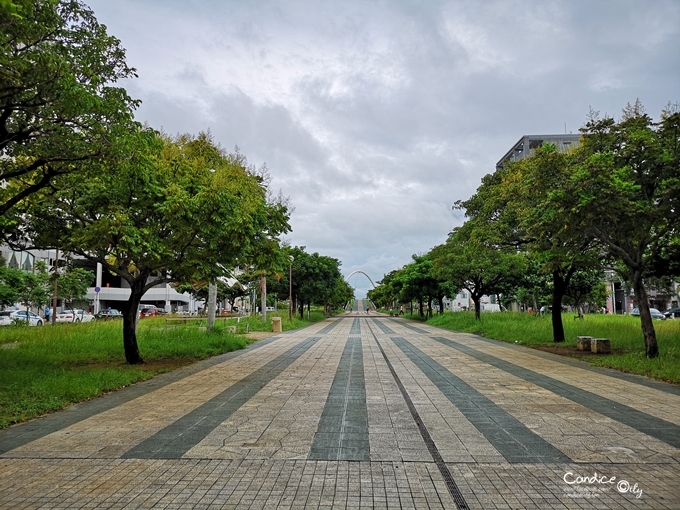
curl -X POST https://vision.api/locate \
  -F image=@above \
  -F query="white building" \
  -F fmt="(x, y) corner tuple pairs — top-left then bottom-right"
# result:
(1, 247), (193, 314)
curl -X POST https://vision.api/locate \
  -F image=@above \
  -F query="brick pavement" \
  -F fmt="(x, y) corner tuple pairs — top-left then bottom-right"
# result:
(1, 313), (679, 509)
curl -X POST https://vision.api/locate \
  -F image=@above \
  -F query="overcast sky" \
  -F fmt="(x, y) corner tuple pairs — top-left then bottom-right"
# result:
(88, 0), (679, 297)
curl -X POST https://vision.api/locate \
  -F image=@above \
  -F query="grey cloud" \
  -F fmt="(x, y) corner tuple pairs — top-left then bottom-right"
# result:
(89, 0), (680, 294)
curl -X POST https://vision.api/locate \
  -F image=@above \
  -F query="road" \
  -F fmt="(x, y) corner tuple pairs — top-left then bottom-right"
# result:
(1, 313), (679, 508)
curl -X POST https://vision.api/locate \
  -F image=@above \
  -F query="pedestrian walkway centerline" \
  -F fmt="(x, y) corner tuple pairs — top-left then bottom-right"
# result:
(309, 336), (369, 461)
(122, 336), (321, 460)
(430, 335), (680, 449)
(367, 323), (469, 510)
(391, 336), (572, 463)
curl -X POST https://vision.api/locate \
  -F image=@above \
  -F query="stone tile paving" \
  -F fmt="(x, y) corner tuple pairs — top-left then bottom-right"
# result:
(4, 332), (317, 460)
(186, 327), (348, 460)
(0, 316), (679, 509)
(413, 334), (679, 464)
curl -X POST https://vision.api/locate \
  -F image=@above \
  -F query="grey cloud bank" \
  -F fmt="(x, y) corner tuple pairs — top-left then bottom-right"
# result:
(88, 0), (680, 297)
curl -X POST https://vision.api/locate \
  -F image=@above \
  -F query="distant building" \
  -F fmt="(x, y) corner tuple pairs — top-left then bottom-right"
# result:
(0, 247), (193, 314)
(496, 134), (580, 170)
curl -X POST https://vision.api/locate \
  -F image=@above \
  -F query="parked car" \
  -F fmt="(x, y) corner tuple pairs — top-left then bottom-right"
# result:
(1, 310), (44, 326)
(0, 311), (14, 326)
(139, 305), (158, 318)
(56, 310), (79, 323)
(663, 307), (680, 319)
(76, 309), (95, 323)
(95, 309), (124, 320)
(631, 308), (666, 320)
(56, 309), (93, 323)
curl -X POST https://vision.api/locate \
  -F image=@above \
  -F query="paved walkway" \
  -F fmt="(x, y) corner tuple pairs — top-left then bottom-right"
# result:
(1, 314), (679, 509)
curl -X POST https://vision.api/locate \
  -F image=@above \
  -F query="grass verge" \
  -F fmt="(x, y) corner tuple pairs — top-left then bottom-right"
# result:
(422, 311), (680, 384)
(0, 310), (329, 429)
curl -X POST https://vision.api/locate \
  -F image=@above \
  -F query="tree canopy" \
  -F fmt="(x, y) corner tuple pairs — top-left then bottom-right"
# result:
(431, 221), (526, 320)
(23, 129), (290, 363)
(271, 246), (351, 317)
(458, 143), (603, 342)
(0, 0), (138, 232)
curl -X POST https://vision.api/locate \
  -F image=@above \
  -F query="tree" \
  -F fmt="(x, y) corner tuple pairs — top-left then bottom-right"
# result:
(459, 143), (603, 342)
(0, 255), (21, 307)
(563, 268), (608, 316)
(561, 102), (680, 357)
(431, 221), (526, 320)
(327, 277), (353, 312)
(282, 247), (345, 318)
(14, 260), (50, 317)
(367, 270), (401, 311)
(56, 266), (94, 315)
(0, 0), (139, 229)
(23, 129), (290, 363)
(390, 254), (447, 318)
(513, 257), (552, 312)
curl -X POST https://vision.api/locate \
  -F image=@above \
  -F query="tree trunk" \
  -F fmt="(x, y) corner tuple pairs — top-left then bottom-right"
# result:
(122, 279), (145, 365)
(427, 298), (433, 319)
(551, 271), (567, 343)
(472, 295), (481, 321)
(438, 296), (444, 315)
(631, 271), (659, 358)
(418, 298), (424, 317)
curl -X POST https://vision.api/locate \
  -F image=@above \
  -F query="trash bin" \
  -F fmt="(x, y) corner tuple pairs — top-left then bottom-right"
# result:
(272, 317), (282, 333)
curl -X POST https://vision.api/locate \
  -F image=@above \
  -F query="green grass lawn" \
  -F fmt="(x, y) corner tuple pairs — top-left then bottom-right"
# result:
(423, 311), (680, 384)
(0, 310), (329, 429)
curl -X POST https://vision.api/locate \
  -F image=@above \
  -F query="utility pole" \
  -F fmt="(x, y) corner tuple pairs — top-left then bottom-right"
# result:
(261, 273), (267, 322)
(207, 282), (217, 330)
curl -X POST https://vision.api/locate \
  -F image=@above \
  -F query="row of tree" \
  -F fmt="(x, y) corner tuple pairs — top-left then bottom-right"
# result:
(0, 1), (303, 363)
(370, 101), (679, 359)
(179, 245), (354, 319)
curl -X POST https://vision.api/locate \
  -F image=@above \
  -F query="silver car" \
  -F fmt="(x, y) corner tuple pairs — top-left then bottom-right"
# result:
(56, 309), (95, 323)
(630, 308), (666, 320)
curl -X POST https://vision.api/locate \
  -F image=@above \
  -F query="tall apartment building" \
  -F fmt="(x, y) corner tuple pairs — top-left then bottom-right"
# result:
(496, 134), (581, 170)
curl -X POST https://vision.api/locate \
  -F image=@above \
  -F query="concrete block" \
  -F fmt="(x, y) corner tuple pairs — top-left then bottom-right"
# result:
(576, 336), (592, 351)
(591, 338), (611, 354)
